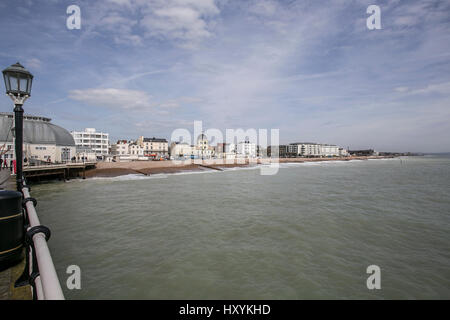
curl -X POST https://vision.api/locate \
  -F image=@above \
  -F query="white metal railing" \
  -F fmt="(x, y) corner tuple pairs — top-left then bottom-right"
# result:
(22, 186), (64, 300)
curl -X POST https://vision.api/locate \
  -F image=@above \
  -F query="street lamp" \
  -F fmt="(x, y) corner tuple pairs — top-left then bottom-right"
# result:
(2, 62), (33, 191)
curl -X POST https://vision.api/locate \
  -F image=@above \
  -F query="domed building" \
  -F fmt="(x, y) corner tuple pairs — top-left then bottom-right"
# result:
(194, 133), (214, 159)
(0, 112), (76, 164)
(169, 133), (215, 160)
(197, 133), (208, 149)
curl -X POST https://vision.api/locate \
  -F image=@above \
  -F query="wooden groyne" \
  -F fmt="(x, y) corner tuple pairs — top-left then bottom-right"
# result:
(198, 164), (223, 171)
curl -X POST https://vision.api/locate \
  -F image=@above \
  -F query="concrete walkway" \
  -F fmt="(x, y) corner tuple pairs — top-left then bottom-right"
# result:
(0, 169), (13, 190)
(0, 251), (31, 300)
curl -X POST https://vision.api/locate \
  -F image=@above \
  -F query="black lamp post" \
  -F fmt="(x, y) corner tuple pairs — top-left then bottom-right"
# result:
(2, 62), (33, 191)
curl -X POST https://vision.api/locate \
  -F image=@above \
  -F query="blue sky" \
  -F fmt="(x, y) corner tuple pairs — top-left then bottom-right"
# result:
(0, 0), (449, 152)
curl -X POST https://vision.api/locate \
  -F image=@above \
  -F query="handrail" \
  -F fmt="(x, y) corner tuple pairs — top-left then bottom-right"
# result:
(22, 186), (64, 300)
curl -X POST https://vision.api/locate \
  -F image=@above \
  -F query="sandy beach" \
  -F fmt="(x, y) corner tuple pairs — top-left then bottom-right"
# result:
(85, 156), (393, 178)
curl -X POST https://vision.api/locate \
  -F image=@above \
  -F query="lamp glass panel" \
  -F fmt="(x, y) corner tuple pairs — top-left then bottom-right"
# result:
(9, 73), (19, 91)
(27, 77), (32, 94)
(19, 77), (28, 94)
(3, 73), (10, 92)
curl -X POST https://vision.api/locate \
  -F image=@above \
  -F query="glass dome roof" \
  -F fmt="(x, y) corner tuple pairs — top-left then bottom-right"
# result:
(0, 113), (75, 146)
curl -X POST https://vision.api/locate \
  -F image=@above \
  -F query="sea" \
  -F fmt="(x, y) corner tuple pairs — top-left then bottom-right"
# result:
(30, 155), (450, 299)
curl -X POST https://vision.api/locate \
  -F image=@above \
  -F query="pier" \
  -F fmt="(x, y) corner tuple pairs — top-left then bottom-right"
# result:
(0, 170), (30, 299)
(23, 162), (97, 181)
(0, 162), (96, 300)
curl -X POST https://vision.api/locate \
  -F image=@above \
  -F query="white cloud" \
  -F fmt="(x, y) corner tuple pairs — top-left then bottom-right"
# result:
(140, 0), (219, 46)
(85, 0), (220, 47)
(158, 100), (180, 108)
(406, 82), (450, 96)
(248, 0), (278, 17)
(25, 58), (42, 70)
(68, 88), (152, 110)
(394, 86), (409, 93)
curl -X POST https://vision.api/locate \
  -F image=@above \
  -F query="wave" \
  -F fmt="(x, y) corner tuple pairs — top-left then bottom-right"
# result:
(83, 158), (394, 182)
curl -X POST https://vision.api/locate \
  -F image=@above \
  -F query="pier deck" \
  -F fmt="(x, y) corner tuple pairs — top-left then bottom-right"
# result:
(0, 163), (94, 299)
(0, 251), (31, 300)
(0, 170), (32, 300)
(0, 170), (15, 190)
(23, 162), (97, 180)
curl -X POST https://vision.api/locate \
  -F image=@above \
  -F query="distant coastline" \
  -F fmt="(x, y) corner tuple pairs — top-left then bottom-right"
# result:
(85, 156), (396, 178)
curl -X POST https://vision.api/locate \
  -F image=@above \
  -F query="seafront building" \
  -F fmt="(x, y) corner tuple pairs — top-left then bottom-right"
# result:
(268, 142), (349, 158)
(111, 140), (145, 161)
(169, 134), (215, 159)
(267, 145), (289, 157)
(339, 148), (349, 157)
(71, 128), (109, 160)
(289, 143), (341, 157)
(349, 149), (376, 156)
(215, 143), (238, 159)
(319, 144), (340, 157)
(110, 140), (129, 156)
(111, 136), (168, 161)
(108, 132), (351, 161)
(169, 142), (193, 159)
(293, 143), (322, 157)
(237, 141), (257, 158)
(195, 133), (215, 159)
(0, 112), (76, 164)
(136, 136), (169, 157)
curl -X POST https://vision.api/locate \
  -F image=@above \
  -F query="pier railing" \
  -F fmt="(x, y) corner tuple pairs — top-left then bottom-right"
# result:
(21, 184), (64, 300)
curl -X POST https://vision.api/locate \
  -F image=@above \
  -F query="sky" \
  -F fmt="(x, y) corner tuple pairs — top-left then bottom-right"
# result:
(0, 0), (449, 152)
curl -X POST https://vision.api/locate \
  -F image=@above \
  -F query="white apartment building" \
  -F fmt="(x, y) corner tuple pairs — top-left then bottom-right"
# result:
(320, 144), (340, 157)
(289, 143), (342, 157)
(294, 143), (322, 157)
(237, 141), (257, 158)
(71, 128), (109, 158)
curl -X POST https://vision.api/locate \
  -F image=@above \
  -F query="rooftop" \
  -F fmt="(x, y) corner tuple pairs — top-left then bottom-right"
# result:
(0, 112), (75, 146)
(143, 137), (167, 142)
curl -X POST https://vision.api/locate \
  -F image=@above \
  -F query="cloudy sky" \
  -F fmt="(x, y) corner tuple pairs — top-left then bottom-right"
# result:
(0, 0), (449, 152)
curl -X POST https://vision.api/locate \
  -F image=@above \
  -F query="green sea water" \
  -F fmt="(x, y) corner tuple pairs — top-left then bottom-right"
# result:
(31, 155), (450, 299)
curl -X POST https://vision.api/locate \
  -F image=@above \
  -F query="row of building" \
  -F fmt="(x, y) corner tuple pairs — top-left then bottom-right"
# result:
(108, 134), (256, 161)
(268, 143), (349, 158)
(71, 130), (351, 161)
(1, 112), (370, 165)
